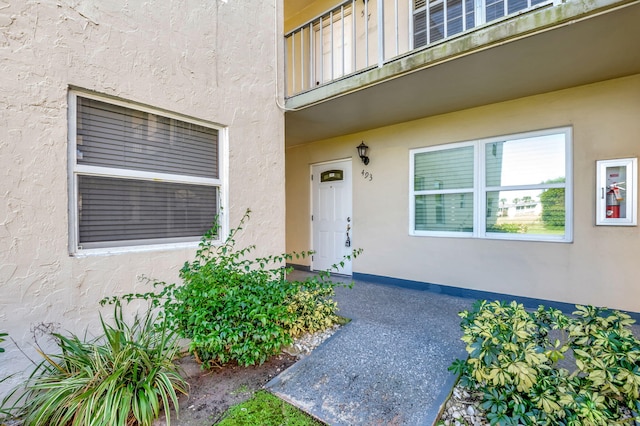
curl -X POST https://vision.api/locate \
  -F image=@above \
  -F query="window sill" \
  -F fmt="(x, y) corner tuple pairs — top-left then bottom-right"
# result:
(70, 240), (204, 258)
(409, 232), (572, 243)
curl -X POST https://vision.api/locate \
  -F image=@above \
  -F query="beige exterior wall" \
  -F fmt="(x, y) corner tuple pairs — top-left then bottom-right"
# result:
(286, 74), (640, 312)
(0, 0), (285, 395)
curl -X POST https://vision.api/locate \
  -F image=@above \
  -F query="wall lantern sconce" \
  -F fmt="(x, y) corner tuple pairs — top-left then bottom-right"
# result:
(357, 142), (370, 165)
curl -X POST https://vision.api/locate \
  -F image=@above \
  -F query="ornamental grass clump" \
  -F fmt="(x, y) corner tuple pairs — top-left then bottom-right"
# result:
(2, 302), (187, 426)
(449, 300), (640, 425)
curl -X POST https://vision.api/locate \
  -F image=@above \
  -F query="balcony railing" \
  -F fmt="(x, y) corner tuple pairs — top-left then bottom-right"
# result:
(285, 0), (553, 97)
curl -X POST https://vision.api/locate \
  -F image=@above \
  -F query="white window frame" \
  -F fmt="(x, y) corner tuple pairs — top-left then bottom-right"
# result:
(409, 141), (478, 238)
(67, 89), (229, 256)
(409, 127), (573, 242)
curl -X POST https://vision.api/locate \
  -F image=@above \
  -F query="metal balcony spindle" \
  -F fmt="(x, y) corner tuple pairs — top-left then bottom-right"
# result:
(319, 16), (324, 84)
(378, 0), (385, 67)
(309, 22), (314, 88)
(300, 28), (305, 91)
(352, 0), (357, 72)
(341, 5), (345, 77)
(330, 11), (334, 80)
(463, 0), (467, 29)
(365, 0), (369, 66)
(428, 4), (432, 44)
(395, 0), (399, 57)
(291, 31), (296, 93)
(409, 0), (415, 50)
(444, 0), (448, 39)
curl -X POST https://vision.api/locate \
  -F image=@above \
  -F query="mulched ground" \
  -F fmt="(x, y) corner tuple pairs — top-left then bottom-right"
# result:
(154, 353), (298, 426)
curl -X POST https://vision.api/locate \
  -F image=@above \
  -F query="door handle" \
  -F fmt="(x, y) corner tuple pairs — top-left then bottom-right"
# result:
(347, 216), (351, 222)
(345, 223), (351, 247)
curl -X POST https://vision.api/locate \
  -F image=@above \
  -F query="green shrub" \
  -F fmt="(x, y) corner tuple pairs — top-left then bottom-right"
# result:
(2, 302), (187, 426)
(449, 300), (640, 425)
(106, 209), (360, 368)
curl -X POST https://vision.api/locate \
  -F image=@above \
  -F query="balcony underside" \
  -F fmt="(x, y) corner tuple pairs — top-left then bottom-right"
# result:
(285, 0), (640, 146)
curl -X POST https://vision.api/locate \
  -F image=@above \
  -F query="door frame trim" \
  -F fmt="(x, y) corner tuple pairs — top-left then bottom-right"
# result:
(309, 157), (353, 273)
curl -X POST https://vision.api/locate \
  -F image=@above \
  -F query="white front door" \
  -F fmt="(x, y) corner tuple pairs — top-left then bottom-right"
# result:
(312, 160), (353, 275)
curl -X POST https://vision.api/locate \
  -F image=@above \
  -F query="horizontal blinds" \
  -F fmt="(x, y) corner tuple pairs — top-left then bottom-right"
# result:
(414, 145), (474, 191)
(413, 10), (427, 47)
(485, 0), (505, 21)
(508, 0), (528, 13)
(429, 3), (445, 43)
(77, 97), (218, 179)
(464, 0), (475, 30)
(415, 193), (474, 232)
(78, 176), (218, 245)
(486, 0), (546, 22)
(414, 0), (474, 49)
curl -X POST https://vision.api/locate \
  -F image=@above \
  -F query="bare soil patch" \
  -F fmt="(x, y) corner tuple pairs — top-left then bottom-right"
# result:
(154, 353), (297, 426)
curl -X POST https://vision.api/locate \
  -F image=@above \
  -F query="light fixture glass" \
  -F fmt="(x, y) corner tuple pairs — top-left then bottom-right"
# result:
(357, 142), (370, 165)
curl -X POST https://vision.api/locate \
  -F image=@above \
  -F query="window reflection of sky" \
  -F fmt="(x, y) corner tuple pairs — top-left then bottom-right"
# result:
(490, 133), (566, 187)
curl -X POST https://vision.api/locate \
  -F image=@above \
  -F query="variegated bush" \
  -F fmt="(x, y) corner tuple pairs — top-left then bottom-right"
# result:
(449, 300), (640, 425)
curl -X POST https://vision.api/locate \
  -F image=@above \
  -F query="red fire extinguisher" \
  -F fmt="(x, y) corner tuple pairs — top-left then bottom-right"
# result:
(606, 182), (624, 218)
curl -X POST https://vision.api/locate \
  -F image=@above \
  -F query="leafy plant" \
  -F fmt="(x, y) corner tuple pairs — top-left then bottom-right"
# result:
(104, 209), (360, 368)
(449, 300), (640, 425)
(2, 302), (187, 426)
(0, 332), (15, 419)
(217, 390), (323, 425)
(285, 286), (339, 338)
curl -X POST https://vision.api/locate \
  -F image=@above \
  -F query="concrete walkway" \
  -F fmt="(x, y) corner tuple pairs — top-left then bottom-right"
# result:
(267, 273), (473, 426)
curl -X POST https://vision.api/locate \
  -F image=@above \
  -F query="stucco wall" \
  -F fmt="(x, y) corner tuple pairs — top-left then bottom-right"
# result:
(0, 0), (285, 395)
(286, 74), (640, 312)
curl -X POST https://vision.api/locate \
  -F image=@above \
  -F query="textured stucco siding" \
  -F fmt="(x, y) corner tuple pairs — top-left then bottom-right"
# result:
(286, 74), (640, 313)
(0, 0), (284, 396)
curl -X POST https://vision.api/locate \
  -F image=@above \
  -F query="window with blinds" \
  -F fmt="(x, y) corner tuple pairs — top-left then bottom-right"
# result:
(410, 128), (572, 242)
(70, 93), (223, 251)
(413, 144), (475, 233)
(413, 0), (549, 49)
(413, 0), (475, 48)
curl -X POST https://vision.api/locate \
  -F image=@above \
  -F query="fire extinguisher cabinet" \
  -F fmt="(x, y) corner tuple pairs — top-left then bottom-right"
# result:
(596, 158), (637, 226)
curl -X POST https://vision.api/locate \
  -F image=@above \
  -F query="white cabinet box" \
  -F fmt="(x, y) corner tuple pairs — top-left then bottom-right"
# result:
(596, 158), (637, 226)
